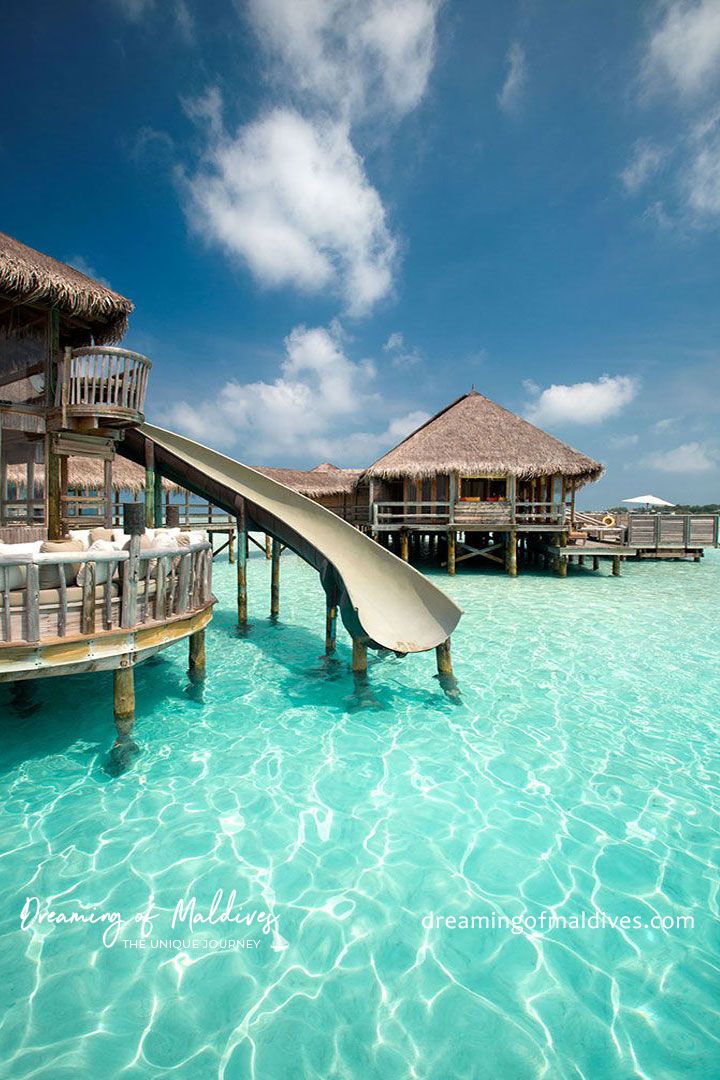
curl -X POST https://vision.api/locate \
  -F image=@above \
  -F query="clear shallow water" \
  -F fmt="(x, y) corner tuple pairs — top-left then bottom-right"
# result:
(1, 549), (719, 1079)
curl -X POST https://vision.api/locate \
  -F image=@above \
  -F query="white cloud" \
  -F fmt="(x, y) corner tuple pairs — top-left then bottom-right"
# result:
(109, 0), (193, 37)
(641, 441), (716, 472)
(621, 139), (667, 192)
(525, 375), (639, 426)
(383, 330), (422, 368)
(163, 322), (425, 462)
(497, 41), (527, 114)
(653, 417), (677, 432)
(684, 109), (720, 216)
(184, 108), (397, 315)
(644, 0), (720, 98)
(66, 256), (111, 288)
(246, 0), (442, 121)
(609, 433), (640, 448)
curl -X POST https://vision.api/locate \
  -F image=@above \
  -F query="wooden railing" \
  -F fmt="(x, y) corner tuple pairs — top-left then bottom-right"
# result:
(0, 541), (212, 645)
(372, 501), (566, 527)
(626, 514), (719, 549)
(55, 346), (152, 426)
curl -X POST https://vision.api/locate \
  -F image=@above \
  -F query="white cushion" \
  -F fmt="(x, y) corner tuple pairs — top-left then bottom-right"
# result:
(68, 529), (91, 549)
(187, 530), (209, 545)
(0, 541), (43, 590)
(76, 540), (121, 586)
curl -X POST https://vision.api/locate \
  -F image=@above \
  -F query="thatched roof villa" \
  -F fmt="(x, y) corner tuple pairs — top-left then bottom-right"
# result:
(360, 389), (603, 574)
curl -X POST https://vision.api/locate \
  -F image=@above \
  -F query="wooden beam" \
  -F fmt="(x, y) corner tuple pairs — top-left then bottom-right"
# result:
(153, 470), (163, 528)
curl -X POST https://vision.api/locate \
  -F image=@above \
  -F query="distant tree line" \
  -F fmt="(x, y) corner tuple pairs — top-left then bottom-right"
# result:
(606, 504), (720, 514)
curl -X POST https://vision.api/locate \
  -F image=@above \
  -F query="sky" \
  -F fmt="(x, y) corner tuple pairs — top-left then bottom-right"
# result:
(2, 0), (720, 506)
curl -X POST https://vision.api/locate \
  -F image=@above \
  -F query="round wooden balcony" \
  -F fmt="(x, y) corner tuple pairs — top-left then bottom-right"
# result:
(49, 346), (152, 433)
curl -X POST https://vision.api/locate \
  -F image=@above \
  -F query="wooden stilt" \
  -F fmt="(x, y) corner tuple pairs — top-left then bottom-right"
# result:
(448, 529), (456, 575)
(271, 538), (280, 617)
(228, 529), (236, 564)
(46, 438), (62, 540)
(400, 530), (409, 562)
(436, 638), (453, 676)
(144, 442), (155, 530)
(188, 629), (206, 681)
(506, 529), (518, 577)
(592, 555), (600, 571)
(556, 554), (568, 577)
(265, 533), (271, 559)
(114, 665), (135, 736)
(352, 638), (367, 673)
(612, 555), (621, 576)
(325, 586), (338, 654)
(236, 505), (247, 626)
(578, 554), (585, 566)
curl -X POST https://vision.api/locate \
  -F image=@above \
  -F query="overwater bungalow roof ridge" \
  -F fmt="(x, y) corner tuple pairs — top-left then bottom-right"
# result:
(0, 231), (133, 343)
(362, 389), (604, 485)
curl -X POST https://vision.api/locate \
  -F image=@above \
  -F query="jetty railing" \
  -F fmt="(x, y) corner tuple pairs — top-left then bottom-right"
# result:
(54, 346), (152, 426)
(0, 541), (212, 645)
(626, 514), (719, 549)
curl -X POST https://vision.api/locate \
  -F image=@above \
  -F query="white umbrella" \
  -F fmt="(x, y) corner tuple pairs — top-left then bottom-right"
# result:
(623, 494), (675, 508)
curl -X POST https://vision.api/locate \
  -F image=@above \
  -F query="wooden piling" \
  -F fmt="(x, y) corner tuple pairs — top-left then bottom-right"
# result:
(436, 638), (453, 676)
(236, 503), (247, 626)
(612, 555), (621, 576)
(448, 529), (456, 575)
(506, 529), (518, 577)
(325, 586), (338, 654)
(114, 665), (135, 736)
(228, 529), (236, 565)
(271, 538), (281, 617)
(352, 638), (367, 673)
(400, 530), (409, 562)
(46, 438), (63, 540)
(188, 629), (206, 680)
(592, 555), (600, 571)
(578, 554), (585, 566)
(556, 554), (568, 578)
(265, 533), (271, 559)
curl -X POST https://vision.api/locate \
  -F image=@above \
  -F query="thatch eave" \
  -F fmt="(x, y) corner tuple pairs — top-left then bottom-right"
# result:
(0, 232), (133, 344)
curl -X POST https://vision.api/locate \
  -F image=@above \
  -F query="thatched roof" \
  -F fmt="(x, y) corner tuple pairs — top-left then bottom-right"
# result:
(0, 232), (133, 343)
(7, 458), (180, 494)
(364, 391), (603, 485)
(252, 464), (360, 497)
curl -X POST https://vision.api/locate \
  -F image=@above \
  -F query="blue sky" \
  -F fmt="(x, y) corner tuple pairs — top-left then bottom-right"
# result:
(2, 1), (720, 505)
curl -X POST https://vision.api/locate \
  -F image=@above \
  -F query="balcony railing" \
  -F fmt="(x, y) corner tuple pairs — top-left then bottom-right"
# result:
(372, 501), (566, 527)
(0, 541), (212, 646)
(54, 346), (152, 428)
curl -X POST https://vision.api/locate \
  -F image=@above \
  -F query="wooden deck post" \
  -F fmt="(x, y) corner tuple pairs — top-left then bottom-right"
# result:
(228, 529), (236, 564)
(447, 529), (456, 575)
(352, 638), (367, 673)
(188, 629), (206, 681)
(578, 554), (585, 566)
(114, 665), (135, 736)
(236, 500), (247, 626)
(144, 442), (155, 530)
(612, 555), (621, 576)
(400, 530), (409, 562)
(592, 555), (599, 571)
(506, 529), (518, 576)
(436, 637), (453, 676)
(555, 554), (568, 577)
(153, 471), (163, 529)
(325, 585), (338, 654)
(271, 538), (281, 617)
(46, 437), (63, 540)
(265, 533), (271, 559)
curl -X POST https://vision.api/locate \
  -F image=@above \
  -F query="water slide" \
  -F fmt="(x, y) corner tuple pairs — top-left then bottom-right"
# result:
(119, 424), (462, 654)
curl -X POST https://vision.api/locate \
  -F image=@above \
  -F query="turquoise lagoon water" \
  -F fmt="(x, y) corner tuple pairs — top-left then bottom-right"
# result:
(1, 549), (719, 1079)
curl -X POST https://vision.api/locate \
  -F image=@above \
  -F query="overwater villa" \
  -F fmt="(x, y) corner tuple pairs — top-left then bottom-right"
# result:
(360, 390), (604, 574)
(0, 233), (214, 733)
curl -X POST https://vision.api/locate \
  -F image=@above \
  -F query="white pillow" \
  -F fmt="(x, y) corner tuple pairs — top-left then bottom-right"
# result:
(68, 529), (91, 549)
(187, 530), (209, 545)
(76, 540), (121, 586)
(0, 542), (43, 590)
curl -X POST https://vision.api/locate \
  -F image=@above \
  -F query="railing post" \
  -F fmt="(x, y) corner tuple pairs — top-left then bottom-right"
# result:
(25, 562), (40, 643)
(121, 503), (144, 629)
